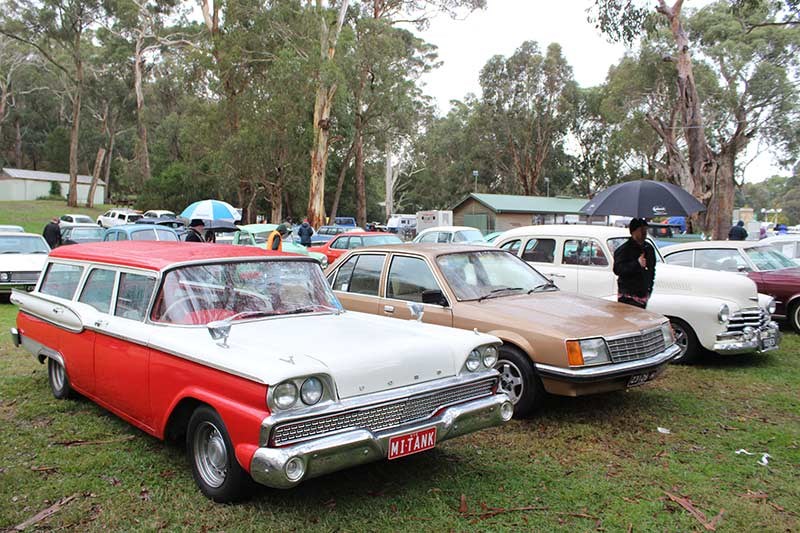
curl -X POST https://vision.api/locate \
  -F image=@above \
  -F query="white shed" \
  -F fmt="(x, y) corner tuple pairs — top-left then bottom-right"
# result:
(0, 168), (105, 205)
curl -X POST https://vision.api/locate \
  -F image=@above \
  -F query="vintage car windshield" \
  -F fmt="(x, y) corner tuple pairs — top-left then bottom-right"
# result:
(746, 246), (796, 271)
(151, 259), (341, 325)
(607, 237), (664, 263)
(454, 229), (485, 243)
(436, 250), (551, 301)
(71, 227), (105, 240)
(0, 235), (49, 254)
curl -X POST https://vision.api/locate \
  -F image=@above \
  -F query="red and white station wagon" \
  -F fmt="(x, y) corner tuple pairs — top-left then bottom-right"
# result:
(9, 242), (512, 502)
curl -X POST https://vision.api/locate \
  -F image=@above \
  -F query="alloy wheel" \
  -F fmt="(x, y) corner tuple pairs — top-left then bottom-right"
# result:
(495, 359), (525, 404)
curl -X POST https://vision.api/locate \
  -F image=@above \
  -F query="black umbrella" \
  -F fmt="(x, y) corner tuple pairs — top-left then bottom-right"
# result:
(580, 180), (706, 218)
(202, 219), (239, 233)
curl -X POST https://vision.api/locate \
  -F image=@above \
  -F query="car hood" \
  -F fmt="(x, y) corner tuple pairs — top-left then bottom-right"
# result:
(757, 267), (800, 284)
(149, 311), (497, 399)
(654, 263), (759, 309)
(1, 253), (48, 271)
(460, 291), (665, 339)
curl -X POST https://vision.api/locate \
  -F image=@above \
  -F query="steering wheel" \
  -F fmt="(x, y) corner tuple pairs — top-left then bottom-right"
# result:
(160, 295), (198, 323)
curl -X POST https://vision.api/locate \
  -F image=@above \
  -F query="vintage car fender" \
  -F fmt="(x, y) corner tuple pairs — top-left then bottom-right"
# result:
(646, 293), (735, 351)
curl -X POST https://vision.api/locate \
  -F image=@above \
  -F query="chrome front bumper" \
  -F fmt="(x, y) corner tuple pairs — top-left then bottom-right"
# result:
(0, 282), (35, 294)
(249, 392), (512, 489)
(714, 321), (781, 354)
(534, 343), (681, 382)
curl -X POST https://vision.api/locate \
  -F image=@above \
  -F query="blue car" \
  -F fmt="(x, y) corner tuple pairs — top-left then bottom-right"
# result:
(333, 217), (357, 227)
(103, 224), (180, 242)
(310, 225), (358, 244)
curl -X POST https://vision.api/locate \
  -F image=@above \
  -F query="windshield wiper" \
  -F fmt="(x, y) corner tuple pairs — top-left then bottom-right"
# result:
(477, 287), (523, 302)
(1, 251), (20, 254)
(528, 280), (558, 294)
(30, 250), (49, 254)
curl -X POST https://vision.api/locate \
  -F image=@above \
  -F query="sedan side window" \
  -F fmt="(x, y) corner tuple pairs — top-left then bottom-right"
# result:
(387, 256), (440, 303)
(155, 229), (178, 241)
(347, 236), (363, 249)
(40, 263), (84, 300)
(500, 239), (521, 254)
(332, 255), (358, 291)
(521, 238), (556, 263)
(418, 232), (438, 243)
(437, 232), (450, 243)
(131, 229), (156, 241)
(563, 239), (607, 266)
(694, 249), (750, 272)
(115, 273), (156, 321)
(79, 269), (116, 313)
(346, 254), (385, 296)
(330, 237), (349, 250)
(664, 250), (694, 267)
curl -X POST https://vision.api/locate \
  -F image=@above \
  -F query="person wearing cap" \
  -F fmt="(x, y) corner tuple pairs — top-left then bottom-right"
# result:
(185, 219), (206, 243)
(42, 217), (62, 249)
(613, 218), (656, 309)
(728, 220), (748, 240)
(265, 224), (289, 251)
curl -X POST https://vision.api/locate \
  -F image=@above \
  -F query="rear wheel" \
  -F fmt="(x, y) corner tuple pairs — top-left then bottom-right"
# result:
(47, 358), (73, 399)
(669, 318), (700, 364)
(494, 345), (543, 418)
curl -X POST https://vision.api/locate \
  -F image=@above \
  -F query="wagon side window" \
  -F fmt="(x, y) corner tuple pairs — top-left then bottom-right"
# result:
(79, 268), (117, 313)
(40, 263), (84, 300)
(114, 273), (156, 321)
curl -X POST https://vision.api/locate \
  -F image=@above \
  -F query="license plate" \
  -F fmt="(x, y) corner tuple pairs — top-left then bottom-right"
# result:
(761, 335), (777, 350)
(387, 427), (437, 460)
(628, 371), (657, 388)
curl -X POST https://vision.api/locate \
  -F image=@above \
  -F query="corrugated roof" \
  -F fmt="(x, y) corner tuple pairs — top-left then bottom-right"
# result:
(2, 167), (104, 186)
(453, 193), (588, 214)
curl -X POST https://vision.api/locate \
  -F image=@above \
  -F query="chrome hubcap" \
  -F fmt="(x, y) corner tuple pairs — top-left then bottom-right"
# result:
(495, 359), (524, 404)
(672, 324), (688, 359)
(193, 421), (227, 488)
(50, 360), (65, 391)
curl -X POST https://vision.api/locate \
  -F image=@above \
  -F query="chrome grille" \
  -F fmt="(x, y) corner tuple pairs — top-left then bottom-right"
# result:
(726, 307), (769, 334)
(606, 329), (666, 363)
(271, 377), (496, 446)
(8, 272), (39, 282)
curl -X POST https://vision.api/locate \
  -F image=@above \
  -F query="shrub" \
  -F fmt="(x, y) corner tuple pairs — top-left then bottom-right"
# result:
(49, 181), (62, 197)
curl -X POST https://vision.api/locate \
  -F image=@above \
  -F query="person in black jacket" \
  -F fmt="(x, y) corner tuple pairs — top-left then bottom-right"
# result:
(613, 218), (656, 309)
(185, 219), (206, 243)
(42, 217), (62, 249)
(728, 220), (748, 240)
(297, 218), (314, 247)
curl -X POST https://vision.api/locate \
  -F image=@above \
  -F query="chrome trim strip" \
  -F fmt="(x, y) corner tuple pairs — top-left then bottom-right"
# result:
(17, 332), (64, 366)
(535, 343), (681, 381)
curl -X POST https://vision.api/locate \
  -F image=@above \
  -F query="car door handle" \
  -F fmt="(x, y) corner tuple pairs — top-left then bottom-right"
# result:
(94, 319), (108, 328)
(383, 305), (395, 314)
(52, 307), (61, 314)
(547, 273), (566, 278)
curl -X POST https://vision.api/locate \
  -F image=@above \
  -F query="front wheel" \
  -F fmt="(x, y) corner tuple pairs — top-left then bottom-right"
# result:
(669, 318), (700, 364)
(788, 302), (800, 333)
(494, 346), (543, 418)
(47, 358), (73, 399)
(187, 406), (251, 502)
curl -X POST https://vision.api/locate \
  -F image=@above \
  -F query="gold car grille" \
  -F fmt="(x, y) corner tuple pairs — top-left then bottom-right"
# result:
(725, 308), (769, 334)
(271, 377), (497, 446)
(606, 329), (666, 363)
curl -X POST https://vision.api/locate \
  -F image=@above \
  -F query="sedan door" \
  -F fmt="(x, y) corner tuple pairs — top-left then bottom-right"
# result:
(378, 254), (453, 327)
(329, 253), (386, 314)
(518, 237), (579, 292)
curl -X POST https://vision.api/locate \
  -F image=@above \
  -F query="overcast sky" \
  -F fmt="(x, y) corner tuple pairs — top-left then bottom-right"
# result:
(411, 0), (782, 182)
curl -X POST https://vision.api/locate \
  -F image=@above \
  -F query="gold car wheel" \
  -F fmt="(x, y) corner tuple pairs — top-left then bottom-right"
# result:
(495, 360), (524, 405)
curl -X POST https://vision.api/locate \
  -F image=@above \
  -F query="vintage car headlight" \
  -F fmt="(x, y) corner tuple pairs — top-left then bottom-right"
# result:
(300, 377), (324, 405)
(274, 381), (299, 409)
(466, 349), (482, 372)
(0, 272), (8, 281)
(567, 338), (610, 366)
(661, 323), (674, 346)
(482, 345), (499, 368)
(718, 304), (730, 323)
(766, 298), (777, 315)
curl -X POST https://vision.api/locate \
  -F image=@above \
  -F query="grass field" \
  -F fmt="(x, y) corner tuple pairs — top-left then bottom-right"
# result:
(0, 200), (110, 234)
(0, 297), (798, 531)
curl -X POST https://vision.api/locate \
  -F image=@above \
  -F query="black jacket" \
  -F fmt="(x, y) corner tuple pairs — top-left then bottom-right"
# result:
(728, 224), (748, 240)
(42, 222), (62, 249)
(297, 223), (313, 245)
(613, 237), (656, 297)
(185, 228), (205, 242)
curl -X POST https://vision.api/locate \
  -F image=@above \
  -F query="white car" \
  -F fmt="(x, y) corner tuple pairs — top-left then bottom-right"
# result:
(761, 235), (800, 263)
(142, 210), (176, 219)
(0, 225), (24, 233)
(496, 225), (780, 363)
(413, 226), (489, 245)
(59, 214), (96, 227)
(0, 232), (49, 295)
(96, 209), (143, 228)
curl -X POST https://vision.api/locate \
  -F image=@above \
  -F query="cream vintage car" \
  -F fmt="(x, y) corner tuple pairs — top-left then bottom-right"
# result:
(10, 242), (512, 501)
(496, 225), (780, 364)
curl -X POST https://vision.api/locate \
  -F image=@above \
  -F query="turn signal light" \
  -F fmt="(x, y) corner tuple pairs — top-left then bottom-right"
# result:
(566, 340), (584, 366)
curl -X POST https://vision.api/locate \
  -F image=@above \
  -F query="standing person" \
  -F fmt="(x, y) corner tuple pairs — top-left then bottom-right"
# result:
(613, 218), (656, 309)
(266, 224), (289, 251)
(42, 217), (62, 249)
(728, 220), (748, 240)
(297, 218), (313, 247)
(185, 219), (206, 242)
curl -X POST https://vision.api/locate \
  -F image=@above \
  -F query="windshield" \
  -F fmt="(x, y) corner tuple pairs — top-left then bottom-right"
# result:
(436, 250), (551, 301)
(364, 235), (403, 245)
(71, 228), (105, 240)
(72, 215), (93, 224)
(454, 229), (485, 243)
(607, 237), (663, 263)
(746, 246), (797, 271)
(0, 235), (49, 254)
(151, 259), (341, 325)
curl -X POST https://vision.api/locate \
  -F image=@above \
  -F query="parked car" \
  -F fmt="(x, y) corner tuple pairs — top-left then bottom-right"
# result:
(483, 231), (504, 244)
(325, 244), (679, 416)
(9, 241), (512, 501)
(0, 232), (49, 295)
(308, 231), (403, 265)
(60, 224), (105, 245)
(97, 209), (143, 228)
(0, 225), (24, 233)
(142, 210), (176, 219)
(662, 240), (800, 331)
(59, 214), (95, 227)
(413, 226), (489, 245)
(233, 224), (328, 267)
(103, 224), (180, 242)
(496, 225), (780, 363)
(761, 235), (800, 263)
(310, 225), (358, 244)
(333, 216), (356, 227)
(134, 216), (187, 239)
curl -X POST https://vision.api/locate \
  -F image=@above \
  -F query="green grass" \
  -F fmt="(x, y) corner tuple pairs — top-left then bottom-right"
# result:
(0, 200), (110, 234)
(0, 299), (798, 531)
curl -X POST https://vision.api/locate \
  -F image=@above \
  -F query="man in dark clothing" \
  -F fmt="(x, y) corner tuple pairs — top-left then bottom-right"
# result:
(42, 217), (62, 249)
(297, 219), (313, 247)
(728, 220), (748, 240)
(613, 218), (656, 309)
(185, 219), (206, 243)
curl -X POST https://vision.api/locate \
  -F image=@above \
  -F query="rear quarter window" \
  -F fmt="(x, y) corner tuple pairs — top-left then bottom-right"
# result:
(40, 263), (84, 300)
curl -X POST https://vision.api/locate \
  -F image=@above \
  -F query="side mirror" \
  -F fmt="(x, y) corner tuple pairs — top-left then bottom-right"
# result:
(207, 320), (231, 348)
(737, 265), (749, 273)
(421, 289), (449, 307)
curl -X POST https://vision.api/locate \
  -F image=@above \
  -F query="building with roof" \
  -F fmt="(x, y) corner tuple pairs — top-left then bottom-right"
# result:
(451, 193), (605, 233)
(0, 168), (105, 204)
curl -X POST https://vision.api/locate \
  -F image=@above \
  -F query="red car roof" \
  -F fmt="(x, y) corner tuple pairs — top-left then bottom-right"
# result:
(48, 242), (295, 271)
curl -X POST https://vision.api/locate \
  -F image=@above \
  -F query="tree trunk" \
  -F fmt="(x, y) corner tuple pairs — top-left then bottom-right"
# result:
(270, 182), (283, 223)
(86, 147), (106, 208)
(384, 143), (394, 220)
(307, 85), (335, 228)
(103, 116), (116, 205)
(67, 31), (83, 208)
(13, 114), (22, 167)
(329, 140), (356, 221)
(134, 37), (152, 182)
(354, 123), (366, 227)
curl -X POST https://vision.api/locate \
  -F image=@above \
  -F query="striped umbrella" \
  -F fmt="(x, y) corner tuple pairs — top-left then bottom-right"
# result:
(180, 200), (240, 222)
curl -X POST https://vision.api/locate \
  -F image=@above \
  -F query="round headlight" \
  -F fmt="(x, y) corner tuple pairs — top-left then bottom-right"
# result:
(0, 272), (8, 281)
(718, 304), (730, 323)
(274, 381), (298, 409)
(767, 299), (777, 315)
(300, 377), (323, 405)
(465, 349), (481, 372)
(482, 345), (498, 368)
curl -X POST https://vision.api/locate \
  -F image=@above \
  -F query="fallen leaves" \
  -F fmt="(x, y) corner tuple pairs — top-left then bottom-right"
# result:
(664, 491), (724, 531)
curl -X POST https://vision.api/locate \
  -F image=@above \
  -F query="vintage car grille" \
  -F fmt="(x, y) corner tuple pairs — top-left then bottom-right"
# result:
(6, 271), (39, 282)
(271, 377), (496, 446)
(726, 307), (770, 334)
(606, 329), (666, 363)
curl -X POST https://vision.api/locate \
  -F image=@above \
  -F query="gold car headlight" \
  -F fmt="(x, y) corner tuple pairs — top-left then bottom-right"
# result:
(661, 322), (674, 346)
(566, 338), (610, 366)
